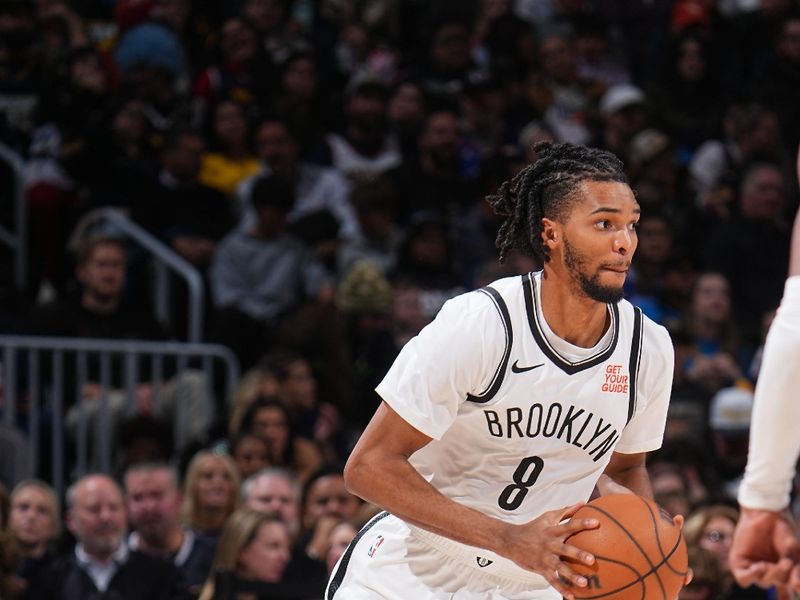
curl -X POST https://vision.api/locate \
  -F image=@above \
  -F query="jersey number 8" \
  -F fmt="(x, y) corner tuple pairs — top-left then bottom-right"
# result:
(498, 456), (544, 510)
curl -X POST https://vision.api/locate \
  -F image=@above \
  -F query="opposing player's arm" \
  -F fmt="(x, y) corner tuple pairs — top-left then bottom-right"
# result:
(345, 401), (599, 600)
(599, 452), (652, 498)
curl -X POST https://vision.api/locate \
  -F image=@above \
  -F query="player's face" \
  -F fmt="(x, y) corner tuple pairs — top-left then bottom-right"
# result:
(551, 181), (639, 303)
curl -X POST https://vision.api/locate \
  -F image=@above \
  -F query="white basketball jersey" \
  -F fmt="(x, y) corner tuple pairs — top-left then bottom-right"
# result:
(377, 271), (674, 526)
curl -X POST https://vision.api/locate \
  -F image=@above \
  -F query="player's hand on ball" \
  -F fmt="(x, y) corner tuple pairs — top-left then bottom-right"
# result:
(506, 502), (599, 600)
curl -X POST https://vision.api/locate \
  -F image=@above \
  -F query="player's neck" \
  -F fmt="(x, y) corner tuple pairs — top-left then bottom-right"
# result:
(539, 271), (610, 348)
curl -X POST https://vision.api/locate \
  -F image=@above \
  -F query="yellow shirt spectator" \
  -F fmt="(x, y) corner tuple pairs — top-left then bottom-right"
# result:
(199, 152), (260, 198)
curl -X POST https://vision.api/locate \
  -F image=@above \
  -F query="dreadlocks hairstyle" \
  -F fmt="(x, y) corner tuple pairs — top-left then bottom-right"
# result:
(488, 142), (628, 263)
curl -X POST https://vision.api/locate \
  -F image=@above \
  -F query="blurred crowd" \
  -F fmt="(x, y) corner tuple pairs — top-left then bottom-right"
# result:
(1, 0), (800, 598)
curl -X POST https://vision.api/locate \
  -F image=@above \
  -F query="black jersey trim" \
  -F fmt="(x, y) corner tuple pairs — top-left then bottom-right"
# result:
(466, 286), (513, 404)
(326, 511), (390, 599)
(627, 306), (644, 424)
(523, 273), (620, 375)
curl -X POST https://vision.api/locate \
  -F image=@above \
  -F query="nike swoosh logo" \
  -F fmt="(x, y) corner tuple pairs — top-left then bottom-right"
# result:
(511, 360), (544, 374)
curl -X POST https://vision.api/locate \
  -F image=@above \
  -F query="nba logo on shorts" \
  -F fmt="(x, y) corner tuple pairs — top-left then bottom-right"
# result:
(367, 535), (385, 558)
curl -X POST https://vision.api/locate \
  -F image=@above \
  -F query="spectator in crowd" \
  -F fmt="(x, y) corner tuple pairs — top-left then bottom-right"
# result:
(751, 14), (800, 151)
(266, 351), (344, 464)
(181, 450), (240, 538)
(198, 99), (260, 198)
(135, 128), (234, 273)
(680, 272), (749, 394)
(191, 16), (272, 118)
(595, 83), (649, 163)
(270, 51), (333, 155)
(30, 235), (211, 461)
(317, 78), (402, 181)
(689, 103), (784, 216)
(124, 462), (216, 597)
(198, 509), (291, 600)
(533, 32), (595, 145)
(388, 108), (479, 227)
(8, 480), (60, 594)
(684, 504), (769, 600)
(338, 176), (403, 275)
(420, 19), (487, 103)
(702, 161), (792, 345)
(708, 386), (755, 502)
(648, 32), (724, 152)
(113, 22), (191, 140)
(236, 397), (322, 484)
(229, 432), (269, 481)
(387, 80), (428, 161)
(29, 473), (187, 600)
(241, 467), (302, 543)
(681, 546), (726, 600)
(325, 520), (358, 575)
(237, 118), (358, 240)
(228, 360), (282, 436)
(289, 466), (362, 596)
(210, 172), (334, 369)
(648, 462), (693, 522)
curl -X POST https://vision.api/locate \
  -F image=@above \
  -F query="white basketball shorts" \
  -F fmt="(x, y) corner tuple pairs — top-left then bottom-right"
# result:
(325, 512), (561, 600)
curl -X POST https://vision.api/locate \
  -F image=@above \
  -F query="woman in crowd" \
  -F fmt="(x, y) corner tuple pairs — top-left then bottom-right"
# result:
(237, 396), (322, 484)
(182, 449), (241, 537)
(681, 272), (749, 395)
(198, 509), (291, 600)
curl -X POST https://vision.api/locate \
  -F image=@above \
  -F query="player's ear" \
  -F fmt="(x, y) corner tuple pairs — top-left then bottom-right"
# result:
(541, 218), (559, 252)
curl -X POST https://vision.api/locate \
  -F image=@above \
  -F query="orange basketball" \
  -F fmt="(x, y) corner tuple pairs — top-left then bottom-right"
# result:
(563, 494), (688, 600)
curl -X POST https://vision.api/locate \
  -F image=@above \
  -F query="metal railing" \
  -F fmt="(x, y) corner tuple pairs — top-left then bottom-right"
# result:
(0, 335), (239, 496)
(74, 208), (205, 342)
(0, 143), (27, 292)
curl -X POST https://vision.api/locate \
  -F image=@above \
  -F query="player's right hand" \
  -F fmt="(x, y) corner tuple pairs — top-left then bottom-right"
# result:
(730, 507), (800, 590)
(504, 503), (599, 600)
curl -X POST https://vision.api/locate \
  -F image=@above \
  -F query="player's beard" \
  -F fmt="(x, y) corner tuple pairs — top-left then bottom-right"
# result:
(563, 235), (625, 304)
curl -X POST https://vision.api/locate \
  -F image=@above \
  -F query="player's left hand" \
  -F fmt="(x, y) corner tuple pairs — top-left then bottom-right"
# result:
(671, 513), (693, 587)
(730, 507), (800, 590)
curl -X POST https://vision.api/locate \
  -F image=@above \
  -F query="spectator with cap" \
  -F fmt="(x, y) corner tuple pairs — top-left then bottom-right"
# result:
(114, 21), (191, 139)
(594, 82), (649, 162)
(236, 117), (358, 241)
(709, 386), (755, 501)
(627, 128), (699, 250)
(29, 473), (188, 600)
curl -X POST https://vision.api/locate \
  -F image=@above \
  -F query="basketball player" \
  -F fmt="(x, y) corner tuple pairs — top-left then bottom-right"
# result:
(326, 142), (677, 600)
(730, 151), (800, 591)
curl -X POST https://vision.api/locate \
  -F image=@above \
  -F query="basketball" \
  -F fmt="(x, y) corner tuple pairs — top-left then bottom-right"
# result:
(563, 494), (688, 600)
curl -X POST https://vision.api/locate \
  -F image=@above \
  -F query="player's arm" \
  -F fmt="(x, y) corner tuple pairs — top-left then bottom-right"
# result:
(344, 401), (599, 599)
(599, 452), (652, 498)
(732, 200), (800, 590)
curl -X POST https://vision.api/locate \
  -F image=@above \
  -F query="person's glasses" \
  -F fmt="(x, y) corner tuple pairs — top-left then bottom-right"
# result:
(704, 529), (732, 543)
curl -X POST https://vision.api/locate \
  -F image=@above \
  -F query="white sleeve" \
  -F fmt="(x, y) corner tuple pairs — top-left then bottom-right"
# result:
(375, 291), (506, 440)
(614, 320), (674, 454)
(738, 276), (800, 510)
